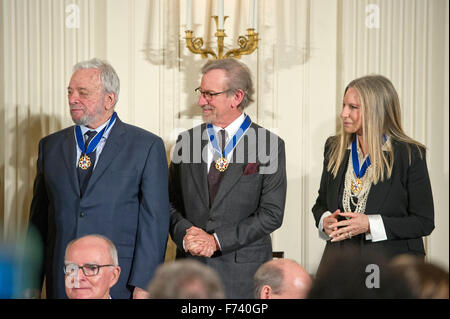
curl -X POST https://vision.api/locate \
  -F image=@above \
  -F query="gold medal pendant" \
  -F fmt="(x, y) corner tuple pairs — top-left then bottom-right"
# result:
(78, 154), (91, 170)
(351, 178), (363, 194)
(215, 157), (229, 172)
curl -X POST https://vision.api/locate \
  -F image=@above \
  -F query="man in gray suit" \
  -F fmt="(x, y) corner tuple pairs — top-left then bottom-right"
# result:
(169, 58), (287, 298)
(27, 58), (169, 299)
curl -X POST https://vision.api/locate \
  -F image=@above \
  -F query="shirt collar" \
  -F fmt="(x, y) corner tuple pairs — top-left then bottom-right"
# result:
(212, 112), (246, 140)
(347, 135), (391, 154)
(79, 115), (116, 139)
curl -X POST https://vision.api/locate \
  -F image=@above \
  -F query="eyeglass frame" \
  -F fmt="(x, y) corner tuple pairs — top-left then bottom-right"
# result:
(63, 263), (116, 277)
(194, 87), (233, 101)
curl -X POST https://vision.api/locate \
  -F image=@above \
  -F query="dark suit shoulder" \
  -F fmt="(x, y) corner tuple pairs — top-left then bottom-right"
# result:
(117, 120), (163, 143)
(324, 135), (338, 146)
(40, 126), (74, 144)
(181, 123), (205, 135)
(390, 139), (426, 163)
(249, 122), (285, 144)
(322, 135), (339, 158)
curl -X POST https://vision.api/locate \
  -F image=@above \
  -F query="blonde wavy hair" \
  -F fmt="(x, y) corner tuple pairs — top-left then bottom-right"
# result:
(327, 75), (425, 184)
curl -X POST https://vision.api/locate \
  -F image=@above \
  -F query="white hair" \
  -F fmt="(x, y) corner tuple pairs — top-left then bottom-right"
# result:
(65, 234), (119, 266)
(73, 58), (120, 107)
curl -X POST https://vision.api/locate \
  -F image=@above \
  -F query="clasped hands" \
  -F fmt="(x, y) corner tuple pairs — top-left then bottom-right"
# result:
(323, 209), (370, 242)
(184, 226), (219, 258)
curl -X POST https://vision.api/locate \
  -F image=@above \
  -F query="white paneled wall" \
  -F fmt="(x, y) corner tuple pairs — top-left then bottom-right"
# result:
(1, 0), (448, 273)
(0, 0), (105, 241)
(337, 0), (449, 270)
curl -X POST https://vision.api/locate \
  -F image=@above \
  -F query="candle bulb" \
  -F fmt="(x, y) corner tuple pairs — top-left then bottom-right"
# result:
(253, 0), (258, 32)
(249, 0), (255, 29)
(186, 0), (192, 30)
(218, 0), (224, 29)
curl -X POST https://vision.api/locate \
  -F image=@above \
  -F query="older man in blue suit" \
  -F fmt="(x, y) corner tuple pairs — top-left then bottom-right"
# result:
(27, 58), (169, 299)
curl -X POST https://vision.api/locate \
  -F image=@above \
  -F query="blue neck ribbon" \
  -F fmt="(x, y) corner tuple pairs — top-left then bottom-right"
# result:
(207, 115), (252, 159)
(351, 134), (387, 178)
(75, 112), (117, 155)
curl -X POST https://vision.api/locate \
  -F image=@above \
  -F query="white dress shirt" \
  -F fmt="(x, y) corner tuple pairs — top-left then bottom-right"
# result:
(206, 112), (246, 172)
(74, 117), (116, 169)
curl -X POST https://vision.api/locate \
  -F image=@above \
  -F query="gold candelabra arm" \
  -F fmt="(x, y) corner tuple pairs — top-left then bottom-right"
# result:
(185, 30), (217, 59)
(224, 29), (259, 59)
(184, 16), (258, 60)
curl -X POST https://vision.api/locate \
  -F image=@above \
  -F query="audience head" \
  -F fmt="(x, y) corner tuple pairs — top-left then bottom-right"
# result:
(308, 249), (415, 299)
(64, 234), (120, 299)
(390, 254), (449, 299)
(0, 246), (17, 298)
(254, 258), (312, 299)
(147, 259), (225, 299)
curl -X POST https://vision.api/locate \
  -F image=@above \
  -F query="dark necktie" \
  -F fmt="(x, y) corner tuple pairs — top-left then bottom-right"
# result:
(77, 130), (97, 197)
(208, 129), (226, 207)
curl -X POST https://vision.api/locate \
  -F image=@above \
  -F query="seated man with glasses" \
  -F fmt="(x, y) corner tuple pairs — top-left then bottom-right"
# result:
(64, 235), (121, 299)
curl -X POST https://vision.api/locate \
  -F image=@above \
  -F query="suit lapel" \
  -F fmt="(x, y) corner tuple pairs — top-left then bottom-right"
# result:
(365, 153), (392, 214)
(84, 117), (126, 193)
(211, 162), (245, 210)
(189, 124), (209, 208)
(62, 126), (80, 195)
(328, 150), (350, 211)
(189, 162), (209, 209)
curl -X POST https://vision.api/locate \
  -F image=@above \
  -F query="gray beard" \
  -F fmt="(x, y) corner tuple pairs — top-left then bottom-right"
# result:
(201, 106), (216, 124)
(72, 117), (88, 126)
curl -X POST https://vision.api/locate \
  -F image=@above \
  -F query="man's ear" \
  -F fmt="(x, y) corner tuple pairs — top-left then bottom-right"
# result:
(109, 266), (121, 288)
(231, 89), (245, 109)
(104, 92), (116, 111)
(260, 285), (273, 299)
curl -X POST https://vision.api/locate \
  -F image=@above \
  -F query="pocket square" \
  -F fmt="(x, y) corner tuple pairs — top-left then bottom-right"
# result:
(243, 163), (258, 175)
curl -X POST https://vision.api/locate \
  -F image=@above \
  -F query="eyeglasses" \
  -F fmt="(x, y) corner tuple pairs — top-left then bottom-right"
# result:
(195, 87), (231, 101)
(64, 263), (115, 277)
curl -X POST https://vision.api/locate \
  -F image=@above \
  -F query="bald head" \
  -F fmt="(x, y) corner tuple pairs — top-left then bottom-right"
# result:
(254, 258), (312, 299)
(64, 235), (121, 299)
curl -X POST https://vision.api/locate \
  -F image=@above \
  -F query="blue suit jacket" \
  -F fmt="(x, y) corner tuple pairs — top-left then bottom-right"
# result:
(28, 116), (170, 298)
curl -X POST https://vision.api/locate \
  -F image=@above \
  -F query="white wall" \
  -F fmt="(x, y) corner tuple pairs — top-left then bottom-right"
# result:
(1, 0), (448, 273)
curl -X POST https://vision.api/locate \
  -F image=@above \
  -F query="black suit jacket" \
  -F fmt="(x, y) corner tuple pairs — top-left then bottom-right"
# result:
(169, 122), (287, 298)
(312, 137), (434, 266)
(28, 116), (170, 298)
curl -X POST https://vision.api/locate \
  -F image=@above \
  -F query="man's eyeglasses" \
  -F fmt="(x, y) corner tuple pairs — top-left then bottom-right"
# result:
(195, 87), (231, 101)
(64, 263), (115, 277)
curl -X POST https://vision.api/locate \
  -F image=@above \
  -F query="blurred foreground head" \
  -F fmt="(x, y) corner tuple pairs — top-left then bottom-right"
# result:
(147, 260), (225, 299)
(254, 258), (312, 299)
(390, 254), (449, 299)
(308, 249), (415, 299)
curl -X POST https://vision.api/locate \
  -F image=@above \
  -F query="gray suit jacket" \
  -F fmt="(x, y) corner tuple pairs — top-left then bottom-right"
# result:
(28, 116), (170, 298)
(169, 122), (287, 298)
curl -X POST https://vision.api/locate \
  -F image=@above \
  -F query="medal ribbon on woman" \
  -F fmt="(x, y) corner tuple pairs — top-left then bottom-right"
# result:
(75, 112), (117, 170)
(351, 135), (371, 194)
(207, 115), (252, 172)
